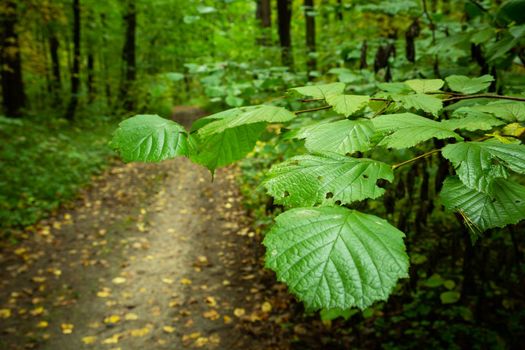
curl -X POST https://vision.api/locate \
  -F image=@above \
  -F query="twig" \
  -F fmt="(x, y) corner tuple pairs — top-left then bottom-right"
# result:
(443, 94), (525, 103)
(392, 149), (442, 170)
(294, 105), (332, 115)
(371, 100), (392, 118)
(300, 98), (324, 103)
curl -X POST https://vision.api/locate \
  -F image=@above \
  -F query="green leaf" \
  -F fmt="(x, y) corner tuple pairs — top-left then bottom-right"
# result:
(326, 94), (370, 117)
(198, 105), (295, 136)
(263, 154), (393, 207)
(473, 102), (525, 122)
(442, 141), (525, 192)
(111, 114), (188, 163)
(372, 113), (461, 149)
(300, 119), (375, 155)
(320, 308), (356, 321)
(289, 83), (345, 99)
(441, 114), (504, 131)
(264, 207), (409, 310)
(405, 79), (444, 93)
(440, 291), (461, 304)
(445, 75), (494, 94)
(190, 123), (265, 172)
(377, 82), (412, 94)
(393, 94), (443, 116)
(440, 177), (525, 231)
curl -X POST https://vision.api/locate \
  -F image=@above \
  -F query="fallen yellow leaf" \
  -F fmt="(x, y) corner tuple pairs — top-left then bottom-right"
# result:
(261, 301), (272, 313)
(162, 326), (175, 333)
(112, 277), (126, 285)
(61, 323), (74, 334)
(30, 306), (45, 316)
(0, 309), (11, 318)
(124, 313), (138, 321)
(130, 327), (151, 337)
(180, 278), (192, 285)
(203, 309), (220, 321)
(205, 296), (217, 307)
(233, 308), (245, 317)
(102, 333), (121, 344)
(37, 321), (49, 328)
(223, 315), (232, 324)
(162, 278), (174, 284)
(104, 315), (121, 324)
(81, 336), (97, 345)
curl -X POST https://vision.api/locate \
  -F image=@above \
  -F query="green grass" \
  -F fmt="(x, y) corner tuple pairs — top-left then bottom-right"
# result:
(0, 116), (117, 231)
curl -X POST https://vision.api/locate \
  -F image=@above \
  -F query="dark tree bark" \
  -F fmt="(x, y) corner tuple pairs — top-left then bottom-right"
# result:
(87, 50), (95, 102)
(360, 40), (368, 69)
(277, 0), (293, 67)
(65, 0), (81, 120)
(0, 0), (26, 118)
(336, 0), (343, 21)
(48, 29), (62, 106)
(256, 0), (272, 45)
(120, 0), (137, 110)
(304, 0), (317, 74)
(405, 18), (420, 63)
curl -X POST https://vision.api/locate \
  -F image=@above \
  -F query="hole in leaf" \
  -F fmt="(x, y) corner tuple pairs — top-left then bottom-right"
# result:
(325, 192), (334, 199)
(317, 175), (323, 181)
(283, 191), (290, 198)
(516, 200), (521, 204)
(363, 174), (369, 179)
(335, 200), (342, 205)
(376, 179), (388, 189)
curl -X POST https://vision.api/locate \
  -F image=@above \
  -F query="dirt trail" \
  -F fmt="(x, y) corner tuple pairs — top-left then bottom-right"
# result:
(0, 108), (278, 350)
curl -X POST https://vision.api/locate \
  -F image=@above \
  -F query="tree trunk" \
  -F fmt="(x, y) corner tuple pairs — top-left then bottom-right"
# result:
(0, 0), (26, 118)
(120, 0), (137, 110)
(49, 29), (61, 106)
(277, 0), (293, 67)
(304, 0), (317, 74)
(65, 0), (81, 120)
(87, 50), (95, 102)
(336, 0), (343, 21)
(256, 0), (272, 45)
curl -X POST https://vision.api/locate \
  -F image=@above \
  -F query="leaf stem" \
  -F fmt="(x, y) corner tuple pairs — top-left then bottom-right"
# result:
(300, 98), (324, 103)
(392, 149), (442, 170)
(294, 105), (332, 115)
(443, 94), (525, 103)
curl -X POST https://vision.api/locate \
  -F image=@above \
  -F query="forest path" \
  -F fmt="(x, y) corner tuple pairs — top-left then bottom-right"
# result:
(0, 108), (275, 350)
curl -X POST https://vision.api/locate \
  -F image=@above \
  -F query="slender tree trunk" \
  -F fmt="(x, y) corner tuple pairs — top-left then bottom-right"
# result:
(0, 0), (26, 117)
(277, 0), (293, 67)
(49, 29), (62, 106)
(65, 0), (81, 120)
(256, 0), (272, 45)
(100, 14), (112, 104)
(87, 50), (95, 102)
(120, 0), (137, 110)
(304, 0), (317, 74)
(336, 0), (343, 21)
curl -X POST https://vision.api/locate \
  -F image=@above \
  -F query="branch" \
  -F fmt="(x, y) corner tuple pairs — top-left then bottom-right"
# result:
(392, 149), (441, 170)
(294, 105), (332, 115)
(300, 98), (324, 103)
(443, 94), (525, 103)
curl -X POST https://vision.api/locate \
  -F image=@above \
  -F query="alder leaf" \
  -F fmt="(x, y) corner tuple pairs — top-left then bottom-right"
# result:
(473, 101), (525, 122)
(393, 94), (443, 116)
(198, 105), (295, 136)
(442, 141), (525, 193)
(112, 114), (188, 162)
(372, 113), (461, 149)
(445, 75), (494, 94)
(440, 177), (525, 232)
(264, 207), (409, 310)
(326, 94), (370, 117)
(300, 119), (375, 154)
(289, 83), (346, 99)
(190, 123), (265, 172)
(441, 114), (504, 131)
(405, 79), (444, 93)
(263, 154), (393, 207)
